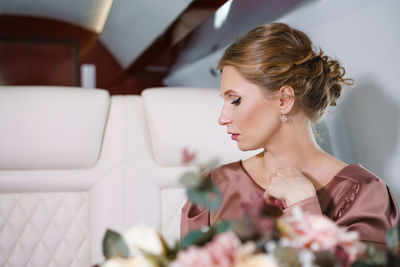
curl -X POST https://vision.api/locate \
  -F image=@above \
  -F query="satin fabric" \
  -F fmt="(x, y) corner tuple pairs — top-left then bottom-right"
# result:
(181, 161), (399, 249)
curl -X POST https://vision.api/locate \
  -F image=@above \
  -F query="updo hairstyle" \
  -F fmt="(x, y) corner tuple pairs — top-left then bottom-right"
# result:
(217, 23), (354, 122)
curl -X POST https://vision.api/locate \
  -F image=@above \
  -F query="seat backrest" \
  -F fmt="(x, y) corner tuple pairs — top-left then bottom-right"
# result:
(0, 86), (109, 170)
(132, 87), (260, 244)
(0, 86), (114, 266)
(0, 86), (260, 265)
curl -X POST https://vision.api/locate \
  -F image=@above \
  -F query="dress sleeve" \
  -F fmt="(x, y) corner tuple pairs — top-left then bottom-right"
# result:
(283, 196), (323, 217)
(180, 164), (231, 239)
(180, 200), (210, 239)
(334, 177), (399, 248)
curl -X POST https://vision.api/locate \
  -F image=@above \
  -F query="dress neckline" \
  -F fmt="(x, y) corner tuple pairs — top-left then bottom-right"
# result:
(238, 160), (359, 193)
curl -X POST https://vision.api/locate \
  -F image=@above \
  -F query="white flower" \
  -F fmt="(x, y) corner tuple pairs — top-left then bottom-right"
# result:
(265, 241), (277, 254)
(298, 249), (316, 267)
(123, 223), (166, 256)
(102, 256), (154, 267)
(234, 254), (279, 267)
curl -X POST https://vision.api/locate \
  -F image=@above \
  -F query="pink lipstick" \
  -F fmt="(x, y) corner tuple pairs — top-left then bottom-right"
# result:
(231, 134), (239, 140)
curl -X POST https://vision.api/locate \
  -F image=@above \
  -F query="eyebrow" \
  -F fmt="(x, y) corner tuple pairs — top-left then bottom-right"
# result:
(219, 89), (238, 97)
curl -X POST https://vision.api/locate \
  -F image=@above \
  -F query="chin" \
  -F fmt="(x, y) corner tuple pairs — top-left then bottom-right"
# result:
(237, 142), (257, 151)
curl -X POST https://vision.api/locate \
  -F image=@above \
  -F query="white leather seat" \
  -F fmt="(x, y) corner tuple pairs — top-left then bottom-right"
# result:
(0, 86), (259, 265)
(136, 87), (260, 245)
(0, 86), (118, 266)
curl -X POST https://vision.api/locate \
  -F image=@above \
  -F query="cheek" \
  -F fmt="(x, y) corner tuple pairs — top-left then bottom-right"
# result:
(236, 103), (269, 131)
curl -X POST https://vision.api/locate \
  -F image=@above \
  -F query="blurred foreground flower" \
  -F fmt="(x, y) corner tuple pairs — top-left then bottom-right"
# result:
(102, 256), (153, 267)
(124, 223), (167, 256)
(180, 148), (222, 211)
(279, 206), (365, 262)
(96, 149), (400, 267)
(171, 231), (240, 267)
(233, 254), (278, 267)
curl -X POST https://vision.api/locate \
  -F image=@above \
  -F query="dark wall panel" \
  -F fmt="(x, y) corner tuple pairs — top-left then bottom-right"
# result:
(0, 15), (163, 94)
(0, 39), (77, 86)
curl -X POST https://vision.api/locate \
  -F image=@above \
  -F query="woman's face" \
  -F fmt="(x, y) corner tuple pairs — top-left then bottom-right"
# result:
(218, 65), (282, 151)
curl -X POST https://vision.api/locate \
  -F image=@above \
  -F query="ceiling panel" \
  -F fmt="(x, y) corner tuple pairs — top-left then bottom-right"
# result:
(0, 0), (112, 33)
(99, 0), (192, 68)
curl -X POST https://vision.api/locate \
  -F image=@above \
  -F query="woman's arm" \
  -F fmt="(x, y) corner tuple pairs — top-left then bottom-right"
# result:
(180, 201), (210, 239)
(333, 178), (398, 247)
(283, 195), (323, 216)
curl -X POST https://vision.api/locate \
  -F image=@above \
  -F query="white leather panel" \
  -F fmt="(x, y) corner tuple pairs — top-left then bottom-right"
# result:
(0, 96), (125, 193)
(0, 86), (110, 170)
(125, 90), (259, 245)
(0, 88), (261, 266)
(161, 187), (187, 245)
(0, 192), (90, 267)
(141, 87), (259, 167)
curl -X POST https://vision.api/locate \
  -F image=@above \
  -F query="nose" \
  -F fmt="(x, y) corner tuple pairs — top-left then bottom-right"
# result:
(218, 106), (231, 126)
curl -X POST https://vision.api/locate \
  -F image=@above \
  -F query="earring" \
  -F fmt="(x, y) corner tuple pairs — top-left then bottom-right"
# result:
(280, 113), (288, 122)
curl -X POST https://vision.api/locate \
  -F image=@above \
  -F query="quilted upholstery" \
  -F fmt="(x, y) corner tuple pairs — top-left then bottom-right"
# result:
(0, 192), (89, 267)
(0, 87), (260, 265)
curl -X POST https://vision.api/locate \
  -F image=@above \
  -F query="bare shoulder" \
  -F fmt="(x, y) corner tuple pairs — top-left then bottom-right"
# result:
(315, 152), (348, 177)
(302, 152), (349, 189)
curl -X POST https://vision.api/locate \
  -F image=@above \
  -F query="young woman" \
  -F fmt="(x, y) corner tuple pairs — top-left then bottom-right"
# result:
(181, 23), (398, 249)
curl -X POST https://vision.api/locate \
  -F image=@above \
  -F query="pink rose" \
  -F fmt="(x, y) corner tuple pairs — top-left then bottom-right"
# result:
(172, 246), (214, 267)
(279, 207), (363, 263)
(206, 231), (241, 267)
(172, 231), (241, 267)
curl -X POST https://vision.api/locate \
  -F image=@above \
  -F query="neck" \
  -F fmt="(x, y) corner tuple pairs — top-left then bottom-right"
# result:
(261, 117), (322, 176)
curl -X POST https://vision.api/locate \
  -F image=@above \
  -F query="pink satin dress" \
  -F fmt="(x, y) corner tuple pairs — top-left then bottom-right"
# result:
(181, 161), (399, 249)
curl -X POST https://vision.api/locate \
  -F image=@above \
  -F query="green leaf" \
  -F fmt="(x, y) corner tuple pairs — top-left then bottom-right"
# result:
(230, 215), (258, 241)
(144, 253), (171, 267)
(351, 262), (371, 267)
(387, 225), (400, 252)
(355, 243), (388, 266)
(187, 184), (222, 210)
(166, 241), (181, 260)
(102, 229), (130, 259)
(181, 227), (214, 249)
(214, 221), (231, 233)
(181, 221), (231, 249)
(200, 158), (219, 175)
(180, 171), (202, 189)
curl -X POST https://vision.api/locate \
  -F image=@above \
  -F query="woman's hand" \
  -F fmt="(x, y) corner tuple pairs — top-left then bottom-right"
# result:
(264, 168), (316, 207)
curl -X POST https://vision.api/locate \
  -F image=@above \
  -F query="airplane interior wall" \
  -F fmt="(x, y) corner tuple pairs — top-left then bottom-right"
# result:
(165, 0), (400, 204)
(0, 15), (163, 94)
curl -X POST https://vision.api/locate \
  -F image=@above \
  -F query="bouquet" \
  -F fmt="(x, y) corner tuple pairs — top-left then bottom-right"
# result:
(97, 149), (400, 267)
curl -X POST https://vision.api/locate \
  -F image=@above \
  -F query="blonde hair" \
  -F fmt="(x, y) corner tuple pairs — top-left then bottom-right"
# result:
(218, 23), (353, 122)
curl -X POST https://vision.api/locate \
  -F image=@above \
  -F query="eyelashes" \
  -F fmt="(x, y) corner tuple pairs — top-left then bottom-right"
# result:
(230, 97), (241, 106)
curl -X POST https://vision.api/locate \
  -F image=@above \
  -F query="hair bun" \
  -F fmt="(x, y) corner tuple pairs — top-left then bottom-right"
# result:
(218, 23), (354, 122)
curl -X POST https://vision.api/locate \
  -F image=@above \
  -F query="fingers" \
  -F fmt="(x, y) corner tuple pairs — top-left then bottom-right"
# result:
(265, 167), (303, 202)
(264, 181), (282, 200)
(270, 167), (302, 180)
(264, 185), (287, 209)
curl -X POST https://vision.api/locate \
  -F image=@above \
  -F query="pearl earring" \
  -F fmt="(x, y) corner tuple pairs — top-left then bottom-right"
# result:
(280, 113), (288, 122)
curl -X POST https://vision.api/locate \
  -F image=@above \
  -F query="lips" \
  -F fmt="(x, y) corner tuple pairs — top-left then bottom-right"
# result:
(228, 132), (239, 140)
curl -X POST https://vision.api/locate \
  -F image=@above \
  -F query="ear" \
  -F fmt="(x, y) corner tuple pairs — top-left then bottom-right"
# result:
(278, 86), (295, 114)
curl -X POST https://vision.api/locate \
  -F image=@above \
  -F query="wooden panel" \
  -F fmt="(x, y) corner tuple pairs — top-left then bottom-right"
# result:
(0, 15), (97, 58)
(81, 40), (163, 95)
(0, 15), (163, 94)
(0, 39), (78, 86)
